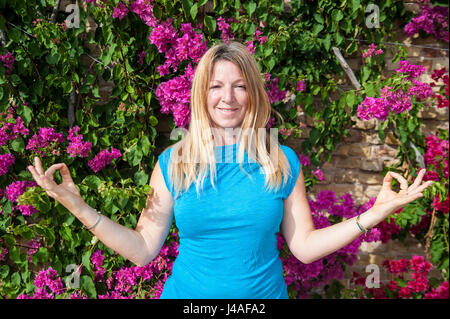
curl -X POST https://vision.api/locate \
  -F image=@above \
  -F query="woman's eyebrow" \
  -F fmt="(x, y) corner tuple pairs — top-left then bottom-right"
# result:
(209, 79), (245, 84)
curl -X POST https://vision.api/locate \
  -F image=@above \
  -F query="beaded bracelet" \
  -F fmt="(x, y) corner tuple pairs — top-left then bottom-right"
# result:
(86, 211), (102, 231)
(356, 214), (370, 234)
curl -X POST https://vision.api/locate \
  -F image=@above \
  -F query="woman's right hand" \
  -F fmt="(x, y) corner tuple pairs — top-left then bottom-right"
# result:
(27, 157), (84, 211)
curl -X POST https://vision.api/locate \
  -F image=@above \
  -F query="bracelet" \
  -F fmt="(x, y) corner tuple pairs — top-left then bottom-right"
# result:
(86, 211), (102, 230)
(356, 214), (370, 234)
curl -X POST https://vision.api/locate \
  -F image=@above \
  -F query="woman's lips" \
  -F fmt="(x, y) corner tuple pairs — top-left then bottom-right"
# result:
(217, 107), (238, 115)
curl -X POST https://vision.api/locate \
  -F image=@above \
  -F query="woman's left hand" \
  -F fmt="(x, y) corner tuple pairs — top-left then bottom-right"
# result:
(372, 168), (434, 218)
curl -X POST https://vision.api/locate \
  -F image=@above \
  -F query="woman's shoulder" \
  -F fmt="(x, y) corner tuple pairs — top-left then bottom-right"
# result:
(279, 144), (297, 159)
(158, 140), (185, 165)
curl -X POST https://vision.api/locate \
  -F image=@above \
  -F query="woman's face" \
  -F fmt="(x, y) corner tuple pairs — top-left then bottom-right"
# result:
(206, 60), (249, 133)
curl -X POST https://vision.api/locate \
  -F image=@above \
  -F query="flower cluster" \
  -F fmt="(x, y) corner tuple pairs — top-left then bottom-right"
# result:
(357, 60), (432, 121)
(88, 147), (122, 173)
(90, 233), (178, 299)
(396, 60), (426, 80)
(0, 51), (15, 74)
(265, 73), (286, 104)
(5, 180), (38, 216)
(362, 43), (383, 59)
(295, 80), (306, 93)
(430, 67), (449, 109)
(66, 125), (92, 158)
(112, 1), (129, 20)
(0, 110), (29, 147)
(245, 28), (269, 54)
(0, 153), (15, 176)
(217, 17), (235, 42)
(149, 20), (208, 76)
(130, 0), (158, 27)
(25, 127), (65, 158)
(424, 134), (449, 182)
(403, 0), (449, 43)
(18, 267), (64, 299)
(349, 255), (448, 299)
(155, 64), (195, 128)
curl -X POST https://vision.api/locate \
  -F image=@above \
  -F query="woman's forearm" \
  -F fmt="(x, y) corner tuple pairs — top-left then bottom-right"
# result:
(72, 200), (153, 267)
(300, 207), (385, 264)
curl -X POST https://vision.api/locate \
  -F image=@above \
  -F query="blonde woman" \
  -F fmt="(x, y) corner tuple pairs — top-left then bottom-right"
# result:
(28, 41), (433, 299)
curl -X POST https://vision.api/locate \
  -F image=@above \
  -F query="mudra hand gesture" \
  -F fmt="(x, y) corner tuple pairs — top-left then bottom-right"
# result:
(372, 168), (434, 218)
(27, 156), (84, 211)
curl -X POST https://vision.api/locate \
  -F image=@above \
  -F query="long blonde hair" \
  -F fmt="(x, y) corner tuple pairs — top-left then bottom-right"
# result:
(166, 41), (291, 198)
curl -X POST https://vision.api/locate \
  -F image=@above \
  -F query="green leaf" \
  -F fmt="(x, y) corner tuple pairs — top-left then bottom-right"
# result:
(102, 43), (117, 66)
(145, 92), (152, 105)
(346, 91), (356, 109)
(244, 1), (256, 16)
(83, 175), (103, 191)
(314, 13), (324, 24)
(351, 0), (361, 13)
(138, 135), (151, 155)
(190, 3), (198, 19)
(182, 0), (193, 20)
(135, 170), (149, 186)
(82, 250), (93, 274)
(11, 272), (21, 287)
(85, 74), (96, 86)
(11, 137), (25, 152)
(312, 23), (324, 35)
(322, 34), (331, 51)
(126, 85), (135, 94)
(81, 275), (97, 298)
(46, 53), (60, 65)
(331, 9), (344, 22)
(204, 15), (216, 33)
(0, 265), (9, 279)
(309, 127), (321, 145)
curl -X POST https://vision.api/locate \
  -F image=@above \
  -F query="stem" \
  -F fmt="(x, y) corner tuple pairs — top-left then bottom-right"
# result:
(425, 208), (437, 261)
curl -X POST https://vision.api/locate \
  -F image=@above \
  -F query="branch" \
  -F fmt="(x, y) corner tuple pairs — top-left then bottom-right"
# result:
(332, 46), (361, 90)
(0, 28), (6, 47)
(51, 0), (61, 23)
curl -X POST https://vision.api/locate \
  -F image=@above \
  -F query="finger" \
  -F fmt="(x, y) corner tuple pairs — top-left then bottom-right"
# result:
(398, 192), (424, 206)
(408, 180), (434, 196)
(44, 163), (66, 182)
(27, 165), (43, 185)
(34, 156), (45, 175)
(408, 169), (427, 191)
(56, 163), (73, 180)
(382, 171), (394, 190)
(388, 172), (409, 192)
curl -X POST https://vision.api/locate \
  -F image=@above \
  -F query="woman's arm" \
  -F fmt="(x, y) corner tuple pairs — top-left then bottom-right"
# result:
(28, 158), (174, 267)
(281, 168), (432, 264)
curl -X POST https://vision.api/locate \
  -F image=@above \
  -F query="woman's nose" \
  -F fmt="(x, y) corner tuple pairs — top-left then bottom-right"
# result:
(221, 85), (234, 104)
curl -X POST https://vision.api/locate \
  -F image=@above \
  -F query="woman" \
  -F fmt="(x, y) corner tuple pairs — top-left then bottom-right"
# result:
(27, 42), (433, 299)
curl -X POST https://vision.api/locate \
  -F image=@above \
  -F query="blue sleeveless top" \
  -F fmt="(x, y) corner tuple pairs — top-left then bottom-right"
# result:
(158, 143), (301, 299)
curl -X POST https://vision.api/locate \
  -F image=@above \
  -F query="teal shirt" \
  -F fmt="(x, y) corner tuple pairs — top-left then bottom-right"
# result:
(158, 143), (301, 299)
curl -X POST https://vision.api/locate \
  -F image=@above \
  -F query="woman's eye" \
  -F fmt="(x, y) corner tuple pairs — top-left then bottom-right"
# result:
(210, 85), (220, 89)
(236, 85), (246, 89)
